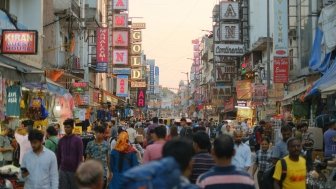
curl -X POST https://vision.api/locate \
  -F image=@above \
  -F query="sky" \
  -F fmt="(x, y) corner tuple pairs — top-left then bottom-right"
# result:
(129, 0), (217, 90)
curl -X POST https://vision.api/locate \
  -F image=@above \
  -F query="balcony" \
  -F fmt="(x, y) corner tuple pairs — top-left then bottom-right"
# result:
(84, 1), (100, 29)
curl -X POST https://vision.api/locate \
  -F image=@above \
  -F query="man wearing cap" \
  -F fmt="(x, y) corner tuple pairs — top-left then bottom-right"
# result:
(324, 119), (336, 158)
(14, 120), (34, 165)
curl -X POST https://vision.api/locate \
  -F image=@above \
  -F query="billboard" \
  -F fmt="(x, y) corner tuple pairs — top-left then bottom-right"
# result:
(113, 0), (128, 10)
(214, 44), (244, 56)
(137, 89), (146, 107)
(273, 57), (289, 83)
(96, 27), (108, 63)
(1, 30), (38, 54)
(113, 49), (128, 65)
(113, 14), (128, 28)
(274, 0), (288, 57)
(112, 31), (128, 47)
(116, 75), (129, 97)
(220, 23), (240, 41)
(216, 63), (236, 82)
(220, 1), (239, 20)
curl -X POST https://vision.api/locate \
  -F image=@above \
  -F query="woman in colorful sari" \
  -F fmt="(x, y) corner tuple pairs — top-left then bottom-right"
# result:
(109, 131), (139, 189)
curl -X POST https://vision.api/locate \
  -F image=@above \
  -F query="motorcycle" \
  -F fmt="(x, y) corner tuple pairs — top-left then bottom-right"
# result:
(0, 165), (24, 189)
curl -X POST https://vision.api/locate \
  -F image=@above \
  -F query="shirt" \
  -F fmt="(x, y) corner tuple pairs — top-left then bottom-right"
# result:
(44, 136), (58, 153)
(324, 128), (336, 157)
(190, 152), (215, 184)
(273, 156), (306, 189)
(57, 134), (83, 172)
(272, 140), (288, 159)
(196, 165), (255, 189)
(85, 140), (110, 176)
(15, 132), (31, 165)
(232, 143), (252, 171)
(0, 135), (13, 161)
(126, 128), (137, 143)
(255, 149), (272, 172)
(21, 147), (58, 189)
(143, 140), (166, 163)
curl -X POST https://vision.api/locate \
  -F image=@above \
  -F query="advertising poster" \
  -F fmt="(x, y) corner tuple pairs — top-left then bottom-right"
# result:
(116, 75), (129, 97)
(236, 80), (252, 99)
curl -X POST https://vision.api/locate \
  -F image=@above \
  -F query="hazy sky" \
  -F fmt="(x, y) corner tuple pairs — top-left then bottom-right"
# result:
(129, 0), (217, 89)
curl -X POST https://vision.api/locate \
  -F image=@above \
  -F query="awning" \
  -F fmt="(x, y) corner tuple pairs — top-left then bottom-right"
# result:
(0, 55), (45, 83)
(321, 83), (336, 98)
(306, 59), (336, 97)
(22, 79), (69, 96)
(282, 85), (310, 105)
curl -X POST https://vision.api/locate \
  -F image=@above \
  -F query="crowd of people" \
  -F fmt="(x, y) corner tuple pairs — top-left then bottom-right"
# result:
(0, 116), (335, 189)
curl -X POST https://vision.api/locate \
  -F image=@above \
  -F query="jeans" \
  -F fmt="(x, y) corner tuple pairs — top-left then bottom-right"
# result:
(257, 171), (265, 189)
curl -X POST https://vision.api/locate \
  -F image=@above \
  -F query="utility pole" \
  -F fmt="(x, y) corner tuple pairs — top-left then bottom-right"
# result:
(266, 0), (271, 89)
(181, 72), (190, 116)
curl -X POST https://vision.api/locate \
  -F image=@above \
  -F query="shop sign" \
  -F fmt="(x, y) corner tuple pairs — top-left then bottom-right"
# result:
(137, 89), (146, 107)
(131, 69), (143, 80)
(273, 0), (288, 57)
(216, 64), (235, 82)
(131, 30), (142, 42)
(131, 81), (146, 88)
(113, 0), (128, 10)
(96, 27), (108, 63)
(74, 94), (90, 106)
(220, 1), (239, 20)
(273, 57), (289, 83)
(149, 60), (155, 94)
(224, 97), (235, 112)
(131, 23), (146, 29)
(113, 49), (128, 65)
(96, 62), (108, 73)
(1, 30), (38, 54)
(220, 23), (240, 41)
(236, 80), (252, 99)
(71, 82), (89, 93)
(213, 25), (220, 42)
(214, 44), (244, 56)
(93, 90), (100, 103)
(131, 44), (141, 55)
(113, 68), (131, 75)
(237, 108), (253, 120)
(112, 31), (128, 47)
(131, 56), (141, 67)
(116, 75), (129, 97)
(113, 14), (128, 28)
(212, 86), (232, 97)
(252, 84), (267, 100)
(237, 100), (247, 107)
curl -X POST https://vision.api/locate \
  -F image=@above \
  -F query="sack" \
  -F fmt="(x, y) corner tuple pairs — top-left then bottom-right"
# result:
(121, 157), (182, 189)
(261, 159), (287, 189)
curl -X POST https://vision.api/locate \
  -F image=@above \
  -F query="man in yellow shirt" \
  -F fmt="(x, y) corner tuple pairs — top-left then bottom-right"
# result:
(273, 137), (306, 189)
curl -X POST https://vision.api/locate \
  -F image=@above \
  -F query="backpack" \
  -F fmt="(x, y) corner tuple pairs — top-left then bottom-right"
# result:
(261, 159), (287, 189)
(121, 157), (198, 189)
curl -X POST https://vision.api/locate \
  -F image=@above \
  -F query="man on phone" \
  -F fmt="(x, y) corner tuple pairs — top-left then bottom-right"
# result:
(21, 129), (58, 189)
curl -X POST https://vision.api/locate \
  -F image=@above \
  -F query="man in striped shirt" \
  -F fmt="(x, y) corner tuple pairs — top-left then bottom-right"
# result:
(196, 134), (255, 189)
(190, 131), (215, 183)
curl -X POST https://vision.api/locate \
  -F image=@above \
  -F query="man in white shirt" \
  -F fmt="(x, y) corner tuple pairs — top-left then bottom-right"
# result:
(126, 123), (137, 144)
(15, 120), (33, 165)
(21, 129), (58, 189)
(232, 130), (252, 171)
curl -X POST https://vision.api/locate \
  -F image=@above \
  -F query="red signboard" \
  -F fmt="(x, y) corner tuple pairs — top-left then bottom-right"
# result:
(137, 89), (146, 107)
(96, 28), (108, 63)
(1, 30), (38, 54)
(273, 57), (289, 83)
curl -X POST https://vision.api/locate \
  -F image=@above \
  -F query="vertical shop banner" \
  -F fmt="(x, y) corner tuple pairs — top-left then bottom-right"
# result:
(6, 85), (21, 117)
(137, 89), (146, 107)
(96, 27), (108, 63)
(116, 75), (129, 97)
(274, 57), (289, 83)
(236, 80), (252, 100)
(149, 63), (155, 94)
(224, 97), (234, 112)
(273, 0), (288, 57)
(154, 66), (160, 94)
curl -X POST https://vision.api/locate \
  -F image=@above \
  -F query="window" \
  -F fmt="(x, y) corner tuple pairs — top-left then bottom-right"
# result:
(0, 0), (9, 12)
(289, 49), (294, 71)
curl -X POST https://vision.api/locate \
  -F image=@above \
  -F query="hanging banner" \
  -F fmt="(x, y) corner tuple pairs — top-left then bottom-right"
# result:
(1, 30), (38, 54)
(116, 75), (129, 97)
(137, 89), (146, 107)
(236, 80), (252, 100)
(274, 0), (288, 57)
(274, 57), (289, 83)
(96, 27), (108, 63)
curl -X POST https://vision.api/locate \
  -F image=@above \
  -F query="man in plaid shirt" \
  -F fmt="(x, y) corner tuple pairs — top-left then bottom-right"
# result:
(252, 137), (272, 189)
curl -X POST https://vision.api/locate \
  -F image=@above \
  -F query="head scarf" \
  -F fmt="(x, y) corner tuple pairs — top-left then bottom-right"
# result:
(114, 131), (135, 153)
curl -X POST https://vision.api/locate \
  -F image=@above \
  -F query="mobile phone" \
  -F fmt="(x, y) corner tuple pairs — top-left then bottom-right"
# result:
(21, 167), (28, 173)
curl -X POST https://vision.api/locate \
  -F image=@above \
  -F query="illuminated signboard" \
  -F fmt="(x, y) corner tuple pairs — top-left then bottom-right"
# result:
(1, 30), (38, 54)
(113, 0), (128, 10)
(96, 27), (108, 63)
(116, 75), (129, 97)
(113, 14), (128, 28)
(113, 49), (128, 65)
(137, 89), (146, 107)
(112, 31), (128, 47)
(71, 82), (89, 93)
